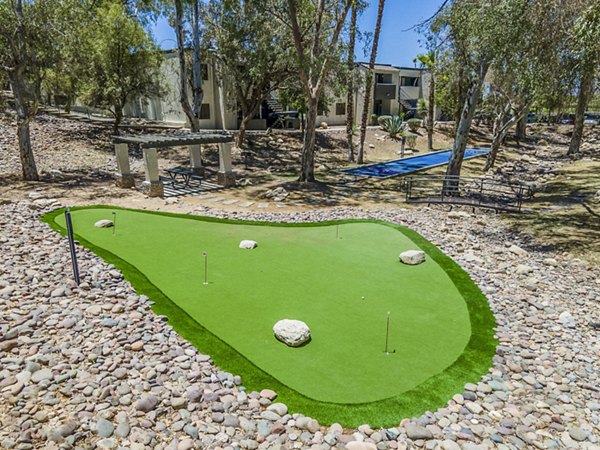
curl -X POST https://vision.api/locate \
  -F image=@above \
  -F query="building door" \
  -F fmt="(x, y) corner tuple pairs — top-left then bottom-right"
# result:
(374, 99), (383, 116)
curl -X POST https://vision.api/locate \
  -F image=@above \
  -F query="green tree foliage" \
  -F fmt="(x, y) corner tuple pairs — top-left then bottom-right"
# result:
(204, 0), (295, 147)
(0, 0), (74, 180)
(80, 1), (163, 134)
(481, 0), (578, 169)
(434, 0), (535, 179)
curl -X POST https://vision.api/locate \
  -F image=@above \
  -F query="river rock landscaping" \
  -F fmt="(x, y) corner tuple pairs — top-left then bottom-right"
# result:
(0, 196), (598, 450)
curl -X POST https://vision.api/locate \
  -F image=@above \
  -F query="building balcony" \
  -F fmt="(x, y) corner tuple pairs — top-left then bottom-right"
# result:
(374, 83), (397, 100)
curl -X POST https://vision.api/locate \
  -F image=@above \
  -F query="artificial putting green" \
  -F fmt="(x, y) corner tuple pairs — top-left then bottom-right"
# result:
(43, 206), (497, 427)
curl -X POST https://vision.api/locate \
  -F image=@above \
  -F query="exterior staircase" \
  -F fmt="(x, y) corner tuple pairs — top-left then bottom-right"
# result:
(265, 92), (284, 113)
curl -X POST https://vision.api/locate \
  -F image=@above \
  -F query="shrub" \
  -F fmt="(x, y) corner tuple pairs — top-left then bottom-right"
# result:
(370, 114), (379, 126)
(377, 115), (392, 127)
(406, 132), (417, 149)
(381, 115), (405, 139)
(407, 118), (422, 132)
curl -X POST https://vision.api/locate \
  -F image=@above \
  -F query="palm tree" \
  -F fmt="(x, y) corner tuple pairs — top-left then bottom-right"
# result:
(345, 2), (358, 161)
(357, 0), (385, 164)
(415, 52), (436, 151)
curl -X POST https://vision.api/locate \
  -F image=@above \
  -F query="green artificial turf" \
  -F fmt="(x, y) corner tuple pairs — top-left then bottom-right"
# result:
(43, 206), (497, 428)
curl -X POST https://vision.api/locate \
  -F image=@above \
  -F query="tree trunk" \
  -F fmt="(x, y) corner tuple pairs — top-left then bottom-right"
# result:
(568, 65), (594, 155)
(191, 0), (203, 118)
(11, 75), (39, 181)
(485, 116), (512, 171)
(427, 72), (435, 150)
(357, 0), (385, 164)
(113, 106), (123, 135)
(174, 0), (200, 132)
(16, 116), (38, 181)
(515, 111), (527, 144)
(299, 97), (318, 182)
(346, 3), (358, 162)
(237, 118), (248, 148)
(446, 62), (489, 183)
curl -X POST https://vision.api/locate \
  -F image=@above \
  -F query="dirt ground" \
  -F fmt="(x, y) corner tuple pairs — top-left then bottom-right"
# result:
(1, 111), (599, 263)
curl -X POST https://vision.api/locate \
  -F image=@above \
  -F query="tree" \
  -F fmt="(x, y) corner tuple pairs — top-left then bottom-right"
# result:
(415, 51), (436, 150)
(431, 0), (533, 181)
(80, 1), (163, 134)
(357, 0), (385, 165)
(172, 0), (203, 132)
(277, 0), (353, 182)
(205, 0), (294, 147)
(568, 2), (600, 155)
(482, 0), (575, 170)
(345, 1), (359, 161)
(0, 0), (71, 180)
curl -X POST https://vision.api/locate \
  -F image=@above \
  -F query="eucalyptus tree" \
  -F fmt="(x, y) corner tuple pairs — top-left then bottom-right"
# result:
(482, 0), (574, 170)
(204, 0), (295, 147)
(270, 0), (353, 182)
(568, 2), (600, 155)
(80, 1), (163, 134)
(357, 0), (385, 164)
(431, 0), (532, 180)
(171, 0), (204, 132)
(0, 0), (90, 180)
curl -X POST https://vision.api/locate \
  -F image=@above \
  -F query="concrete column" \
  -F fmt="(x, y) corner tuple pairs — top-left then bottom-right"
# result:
(189, 144), (204, 175)
(141, 147), (164, 197)
(114, 143), (134, 188)
(217, 142), (235, 187)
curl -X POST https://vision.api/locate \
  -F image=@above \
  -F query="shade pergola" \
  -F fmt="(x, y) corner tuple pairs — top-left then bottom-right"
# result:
(113, 133), (235, 197)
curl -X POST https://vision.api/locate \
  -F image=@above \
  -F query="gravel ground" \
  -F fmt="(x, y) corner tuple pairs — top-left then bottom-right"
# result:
(0, 198), (598, 450)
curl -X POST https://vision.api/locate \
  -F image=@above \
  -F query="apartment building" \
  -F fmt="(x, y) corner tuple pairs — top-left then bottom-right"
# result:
(112, 55), (431, 131)
(317, 63), (432, 127)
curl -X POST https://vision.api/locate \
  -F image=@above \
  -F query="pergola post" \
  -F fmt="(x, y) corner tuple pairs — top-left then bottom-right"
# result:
(141, 147), (164, 197)
(114, 143), (135, 188)
(189, 144), (204, 175)
(217, 142), (235, 187)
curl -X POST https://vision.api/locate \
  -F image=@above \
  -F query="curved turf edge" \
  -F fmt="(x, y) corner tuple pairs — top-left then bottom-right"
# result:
(41, 206), (498, 428)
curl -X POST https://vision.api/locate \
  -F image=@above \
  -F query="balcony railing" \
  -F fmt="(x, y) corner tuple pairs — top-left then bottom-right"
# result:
(374, 83), (397, 100)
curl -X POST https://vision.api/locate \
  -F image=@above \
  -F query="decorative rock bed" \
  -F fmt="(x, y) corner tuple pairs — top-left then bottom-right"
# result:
(0, 199), (598, 450)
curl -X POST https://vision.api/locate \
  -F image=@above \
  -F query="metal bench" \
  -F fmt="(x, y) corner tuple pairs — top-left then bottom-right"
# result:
(164, 167), (204, 188)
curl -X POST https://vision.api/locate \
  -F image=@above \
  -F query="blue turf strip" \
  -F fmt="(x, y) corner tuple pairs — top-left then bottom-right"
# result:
(343, 147), (490, 178)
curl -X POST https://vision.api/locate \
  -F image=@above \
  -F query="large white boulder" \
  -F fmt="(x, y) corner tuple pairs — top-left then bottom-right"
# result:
(399, 250), (426, 265)
(94, 219), (114, 228)
(273, 319), (311, 347)
(239, 240), (258, 249)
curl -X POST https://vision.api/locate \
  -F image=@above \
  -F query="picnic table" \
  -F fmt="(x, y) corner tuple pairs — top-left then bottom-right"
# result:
(164, 166), (204, 187)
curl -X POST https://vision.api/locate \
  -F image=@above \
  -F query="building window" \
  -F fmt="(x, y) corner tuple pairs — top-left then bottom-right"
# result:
(335, 103), (346, 115)
(200, 103), (210, 120)
(201, 64), (209, 81)
(400, 76), (420, 87)
(376, 73), (393, 84)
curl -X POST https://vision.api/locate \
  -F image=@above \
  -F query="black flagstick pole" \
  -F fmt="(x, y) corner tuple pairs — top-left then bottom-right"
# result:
(202, 252), (208, 285)
(384, 311), (395, 355)
(64, 208), (80, 285)
(112, 211), (116, 236)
